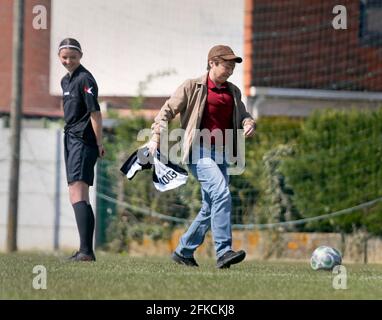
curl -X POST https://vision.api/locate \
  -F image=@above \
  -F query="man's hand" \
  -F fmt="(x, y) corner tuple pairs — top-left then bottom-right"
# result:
(243, 123), (256, 138)
(147, 140), (159, 155)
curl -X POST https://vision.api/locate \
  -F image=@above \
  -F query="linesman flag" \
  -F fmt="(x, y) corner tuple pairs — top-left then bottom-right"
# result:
(120, 147), (188, 192)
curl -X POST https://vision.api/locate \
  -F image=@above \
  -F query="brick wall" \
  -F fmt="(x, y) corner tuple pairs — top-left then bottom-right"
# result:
(0, 0), (61, 117)
(244, 0), (382, 95)
(0, 0), (13, 111)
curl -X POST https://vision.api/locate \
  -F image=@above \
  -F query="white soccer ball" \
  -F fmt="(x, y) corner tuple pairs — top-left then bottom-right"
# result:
(310, 246), (342, 270)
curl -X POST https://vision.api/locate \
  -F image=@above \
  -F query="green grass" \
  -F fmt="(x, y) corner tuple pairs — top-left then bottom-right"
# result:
(0, 252), (381, 299)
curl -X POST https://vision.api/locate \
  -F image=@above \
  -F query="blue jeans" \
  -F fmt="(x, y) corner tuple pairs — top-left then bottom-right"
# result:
(175, 146), (232, 259)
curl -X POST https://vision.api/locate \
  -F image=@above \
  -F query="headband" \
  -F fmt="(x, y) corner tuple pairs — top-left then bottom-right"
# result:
(58, 45), (82, 53)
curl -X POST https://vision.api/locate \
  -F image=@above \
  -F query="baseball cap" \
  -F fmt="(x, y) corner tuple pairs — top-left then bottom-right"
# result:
(207, 45), (242, 63)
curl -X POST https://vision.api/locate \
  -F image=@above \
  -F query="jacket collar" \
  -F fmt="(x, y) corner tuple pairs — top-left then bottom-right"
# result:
(196, 73), (208, 85)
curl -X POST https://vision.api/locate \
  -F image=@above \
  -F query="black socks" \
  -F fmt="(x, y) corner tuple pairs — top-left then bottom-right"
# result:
(73, 201), (95, 255)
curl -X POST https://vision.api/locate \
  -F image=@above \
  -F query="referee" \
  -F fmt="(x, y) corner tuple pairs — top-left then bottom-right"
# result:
(58, 38), (105, 262)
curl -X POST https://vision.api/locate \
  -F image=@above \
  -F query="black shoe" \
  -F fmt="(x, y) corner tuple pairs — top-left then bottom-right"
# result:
(172, 252), (199, 267)
(68, 251), (96, 262)
(216, 250), (246, 269)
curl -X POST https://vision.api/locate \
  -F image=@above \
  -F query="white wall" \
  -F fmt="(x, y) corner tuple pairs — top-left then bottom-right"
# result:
(50, 0), (245, 97)
(0, 122), (96, 251)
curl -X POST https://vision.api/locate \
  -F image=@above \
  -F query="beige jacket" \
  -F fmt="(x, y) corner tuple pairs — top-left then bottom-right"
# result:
(150, 73), (256, 163)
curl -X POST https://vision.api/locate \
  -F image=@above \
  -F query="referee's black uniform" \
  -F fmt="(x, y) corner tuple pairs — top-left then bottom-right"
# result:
(61, 64), (100, 186)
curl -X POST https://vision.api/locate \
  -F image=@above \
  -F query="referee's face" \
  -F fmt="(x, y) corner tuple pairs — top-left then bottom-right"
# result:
(58, 48), (82, 74)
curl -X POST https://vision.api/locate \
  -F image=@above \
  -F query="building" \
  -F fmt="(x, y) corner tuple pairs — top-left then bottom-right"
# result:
(244, 0), (382, 116)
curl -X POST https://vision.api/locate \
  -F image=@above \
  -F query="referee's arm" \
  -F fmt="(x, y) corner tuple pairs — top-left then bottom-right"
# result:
(90, 111), (105, 158)
(81, 76), (105, 157)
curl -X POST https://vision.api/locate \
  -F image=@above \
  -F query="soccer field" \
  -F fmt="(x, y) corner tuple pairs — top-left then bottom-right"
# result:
(0, 252), (381, 300)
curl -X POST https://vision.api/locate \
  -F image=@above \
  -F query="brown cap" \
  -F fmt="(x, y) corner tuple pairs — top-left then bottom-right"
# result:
(208, 45), (242, 63)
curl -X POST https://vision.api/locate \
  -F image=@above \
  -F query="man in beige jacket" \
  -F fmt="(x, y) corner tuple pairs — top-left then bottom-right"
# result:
(148, 45), (256, 268)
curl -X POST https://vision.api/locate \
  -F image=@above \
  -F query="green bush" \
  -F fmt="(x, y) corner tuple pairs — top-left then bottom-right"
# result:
(281, 108), (382, 235)
(231, 116), (303, 225)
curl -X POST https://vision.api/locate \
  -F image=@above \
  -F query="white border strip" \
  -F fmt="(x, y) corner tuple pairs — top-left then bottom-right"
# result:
(250, 86), (382, 101)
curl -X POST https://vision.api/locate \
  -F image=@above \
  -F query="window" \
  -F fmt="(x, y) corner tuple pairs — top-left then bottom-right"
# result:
(359, 0), (382, 46)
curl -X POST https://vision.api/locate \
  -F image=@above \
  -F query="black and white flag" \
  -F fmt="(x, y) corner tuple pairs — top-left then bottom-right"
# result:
(120, 148), (188, 192)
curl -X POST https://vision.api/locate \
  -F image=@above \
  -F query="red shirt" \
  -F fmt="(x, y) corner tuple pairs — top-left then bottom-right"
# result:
(200, 76), (234, 145)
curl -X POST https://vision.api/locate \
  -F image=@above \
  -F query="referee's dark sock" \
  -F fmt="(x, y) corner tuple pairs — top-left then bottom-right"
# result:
(87, 203), (95, 253)
(73, 201), (95, 255)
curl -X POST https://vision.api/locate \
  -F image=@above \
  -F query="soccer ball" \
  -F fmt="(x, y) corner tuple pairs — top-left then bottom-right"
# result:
(310, 246), (342, 270)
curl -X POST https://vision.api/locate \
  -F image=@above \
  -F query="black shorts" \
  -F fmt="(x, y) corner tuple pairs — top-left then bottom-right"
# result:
(64, 134), (99, 186)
